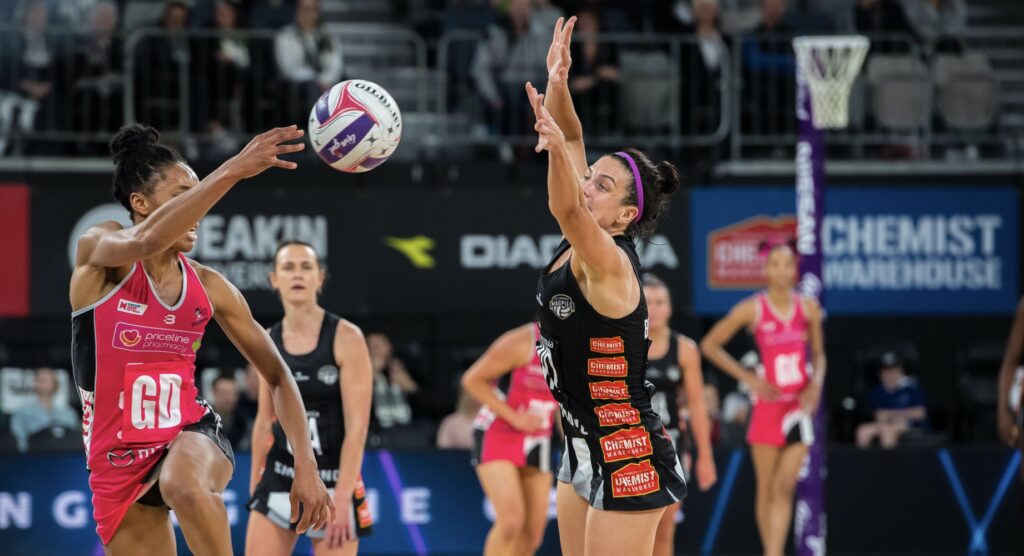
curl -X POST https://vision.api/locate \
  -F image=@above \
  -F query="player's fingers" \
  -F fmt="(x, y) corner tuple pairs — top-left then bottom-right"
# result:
(562, 16), (576, 46)
(326, 495), (337, 522)
(295, 502), (313, 533)
(277, 142), (305, 154)
(278, 128), (304, 143)
(289, 494), (300, 524)
(552, 16), (563, 44)
(271, 158), (299, 170)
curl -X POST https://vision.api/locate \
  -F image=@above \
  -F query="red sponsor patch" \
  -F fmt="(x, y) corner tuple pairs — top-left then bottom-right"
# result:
(588, 356), (628, 377)
(600, 427), (653, 463)
(354, 476), (366, 499)
(589, 380), (630, 400)
(611, 460), (661, 498)
(590, 337), (625, 354)
(594, 403), (641, 427)
(708, 215), (797, 289)
(357, 501), (373, 528)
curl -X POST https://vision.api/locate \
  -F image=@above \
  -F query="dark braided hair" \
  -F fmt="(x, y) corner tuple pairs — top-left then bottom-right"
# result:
(610, 148), (682, 241)
(109, 124), (184, 216)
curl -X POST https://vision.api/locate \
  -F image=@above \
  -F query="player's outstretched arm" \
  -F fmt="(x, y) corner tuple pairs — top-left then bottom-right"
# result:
(78, 127), (305, 270)
(200, 265), (335, 534)
(542, 16), (587, 175)
(526, 82), (627, 281)
(462, 324), (544, 433)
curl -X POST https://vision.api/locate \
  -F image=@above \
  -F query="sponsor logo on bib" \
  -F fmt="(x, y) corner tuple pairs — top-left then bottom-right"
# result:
(590, 337), (625, 354)
(116, 300), (148, 316)
(600, 427), (653, 463)
(588, 356), (628, 377)
(112, 322), (202, 357)
(589, 380), (630, 400)
(594, 403), (641, 427)
(611, 460), (660, 498)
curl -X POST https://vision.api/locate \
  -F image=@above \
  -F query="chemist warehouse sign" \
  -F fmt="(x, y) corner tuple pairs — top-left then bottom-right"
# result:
(691, 187), (1018, 315)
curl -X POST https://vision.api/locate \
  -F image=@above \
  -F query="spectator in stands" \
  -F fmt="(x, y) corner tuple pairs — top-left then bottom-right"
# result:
(679, 0), (727, 135)
(436, 386), (480, 450)
(273, 0), (344, 127)
(742, 0), (796, 140)
(71, 1), (123, 154)
(199, 0), (251, 155)
(471, 0), (547, 161)
(0, 0), (56, 156)
(134, 1), (190, 135)
(10, 368), (78, 453)
(367, 332), (417, 433)
(210, 371), (246, 447)
(903, 0), (967, 53)
(856, 351), (929, 449)
(854, 0), (917, 54)
(568, 8), (620, 136)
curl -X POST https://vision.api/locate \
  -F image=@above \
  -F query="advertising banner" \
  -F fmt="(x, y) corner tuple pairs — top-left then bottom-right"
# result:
(28, 177), (687, 318)
(692, 187), (1018, 315)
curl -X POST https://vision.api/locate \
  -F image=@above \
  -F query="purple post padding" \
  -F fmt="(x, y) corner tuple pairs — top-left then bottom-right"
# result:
(316, 114), (376, 165)
(794, 64), (827, 556)
(614, 151), (644, 223)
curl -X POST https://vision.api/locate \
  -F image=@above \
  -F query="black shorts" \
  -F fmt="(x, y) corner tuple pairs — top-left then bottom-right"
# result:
(138, 410), (236, 507)
(248, 457), (374, 539)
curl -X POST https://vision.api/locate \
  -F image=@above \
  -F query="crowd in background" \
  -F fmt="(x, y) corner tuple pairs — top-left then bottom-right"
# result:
(0, 0), (986, 160)
(0, 334), (947, 455)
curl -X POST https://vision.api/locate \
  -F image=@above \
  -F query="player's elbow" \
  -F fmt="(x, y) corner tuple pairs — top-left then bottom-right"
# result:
(698, 337), (716, 357)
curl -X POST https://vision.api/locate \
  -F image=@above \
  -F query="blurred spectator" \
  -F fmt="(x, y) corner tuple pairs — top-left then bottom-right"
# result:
(680, 0), (728, 135)
(0, 0), (57, 156)
(230, 363), (260, 451)
(568, 8), (620, 136)
(742, 0), (796, 139)
(209, 372), (237, 428)
(70, 1), (123, 154)
(530, 0), (564, 33)
(10, 368), (78, 453)
(273, 0), (343, 127)
(198, 0), (250, 155)
(854, 0), (916, 54)
(471, 0), (547, 160)
(436, 386), (480, 450)
(902, 0), (966, 53)
(367, 332), (417, 432)
(856, 351), (929, 449)
(134, 1), (191, 134)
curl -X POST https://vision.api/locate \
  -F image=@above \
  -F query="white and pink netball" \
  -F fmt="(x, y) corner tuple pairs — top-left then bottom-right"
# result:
(307, 79), (402, 173)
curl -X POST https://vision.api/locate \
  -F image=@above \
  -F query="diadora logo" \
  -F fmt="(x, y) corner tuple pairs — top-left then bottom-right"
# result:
(116, 300), (147, 316)
(112, 322), (202, 357)
(384, 235), (436, 269)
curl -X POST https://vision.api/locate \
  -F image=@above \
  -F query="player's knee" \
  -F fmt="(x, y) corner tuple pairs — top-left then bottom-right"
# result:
(159, 473), (212, 512)
(525, 522), (546, 551)
(495, 508), (526, 540)
(771, 474), (798, 501)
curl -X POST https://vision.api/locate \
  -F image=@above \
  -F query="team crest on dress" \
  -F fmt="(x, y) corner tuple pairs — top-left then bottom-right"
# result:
(318, 365), (339, 385)
(549, 294), (575, 320)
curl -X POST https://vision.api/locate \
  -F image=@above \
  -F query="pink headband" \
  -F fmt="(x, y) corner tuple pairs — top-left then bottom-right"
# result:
(615, 151), (643, 223)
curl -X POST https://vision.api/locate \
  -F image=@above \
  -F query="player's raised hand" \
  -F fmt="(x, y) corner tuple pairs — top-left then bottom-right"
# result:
(526, 82), (565, 153)
(546, 16), (576, 84)
(228, 125), (306, 178)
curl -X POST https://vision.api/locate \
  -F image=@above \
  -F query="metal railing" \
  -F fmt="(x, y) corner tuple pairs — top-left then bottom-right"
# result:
(0, 25), (1018, 166)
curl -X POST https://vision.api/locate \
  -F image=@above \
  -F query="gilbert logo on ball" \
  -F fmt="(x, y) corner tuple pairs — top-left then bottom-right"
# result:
(308, 79), (402, 173)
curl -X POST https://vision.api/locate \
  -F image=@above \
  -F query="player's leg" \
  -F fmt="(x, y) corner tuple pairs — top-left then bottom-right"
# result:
(750, 444), (783, 553)
(157, 431), (234, 555)
(519, 467), (554, 555)
(477, 460), (528, 556)
(583, 505), (666, 556)
(556, 481), (589, 556)
(855, 422), (879, 448)
(104, 503), (176, 556)
(312, 536), (360, 556)
(652, 501), (681, 556)
(244, 510), (299, 556)
(763, 442), (809, 556)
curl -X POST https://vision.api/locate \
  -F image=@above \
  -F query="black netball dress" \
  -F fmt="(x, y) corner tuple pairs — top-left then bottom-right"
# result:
(249, 312), (373, 538)
(536, 235), (687, 511)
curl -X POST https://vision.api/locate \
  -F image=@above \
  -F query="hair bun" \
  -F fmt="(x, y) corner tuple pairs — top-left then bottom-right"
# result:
(110, 124), (160, 162)
(656, 160), (681, 195)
